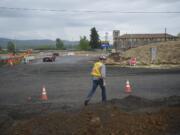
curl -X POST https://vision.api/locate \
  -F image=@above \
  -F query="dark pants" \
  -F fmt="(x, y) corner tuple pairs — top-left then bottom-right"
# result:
(86, 78), (107, 102)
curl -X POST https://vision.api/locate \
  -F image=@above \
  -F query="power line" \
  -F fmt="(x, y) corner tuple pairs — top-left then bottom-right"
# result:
(0, 6), (180, 14)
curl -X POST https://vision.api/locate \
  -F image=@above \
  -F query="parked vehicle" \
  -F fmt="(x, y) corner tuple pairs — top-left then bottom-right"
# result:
(43, 54), (56, 62)
(53, 53), (59, 56)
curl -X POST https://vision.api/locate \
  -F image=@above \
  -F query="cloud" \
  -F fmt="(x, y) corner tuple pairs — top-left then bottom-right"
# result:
(0, 0), (179, 40)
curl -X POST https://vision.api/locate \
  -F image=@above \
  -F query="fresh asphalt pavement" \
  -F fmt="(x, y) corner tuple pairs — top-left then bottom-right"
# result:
(0, 55), (180, 106)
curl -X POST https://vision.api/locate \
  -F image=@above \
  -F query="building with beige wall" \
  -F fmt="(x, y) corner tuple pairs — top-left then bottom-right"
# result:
(113, 30), (177, 51)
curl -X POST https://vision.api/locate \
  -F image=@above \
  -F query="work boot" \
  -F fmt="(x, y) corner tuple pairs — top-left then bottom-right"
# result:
(84, 100), (89, 106)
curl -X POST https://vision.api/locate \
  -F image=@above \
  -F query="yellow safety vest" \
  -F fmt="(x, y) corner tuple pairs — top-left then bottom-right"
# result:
(91, 62), (103, 77)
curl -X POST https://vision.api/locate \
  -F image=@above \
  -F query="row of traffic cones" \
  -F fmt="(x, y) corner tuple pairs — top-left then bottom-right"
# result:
(40, 80), (131, 100)
(28, 80), (131, 102)
(40, 80), (132, 101)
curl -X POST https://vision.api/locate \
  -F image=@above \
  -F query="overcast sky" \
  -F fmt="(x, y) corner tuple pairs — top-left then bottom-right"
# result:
(0, 0), (180, 41)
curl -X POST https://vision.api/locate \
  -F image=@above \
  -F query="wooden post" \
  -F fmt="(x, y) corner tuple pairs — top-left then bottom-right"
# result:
(165, 28), (167, 41)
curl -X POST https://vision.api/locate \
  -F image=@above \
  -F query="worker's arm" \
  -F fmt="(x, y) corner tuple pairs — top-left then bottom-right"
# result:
(101, 64), (106, 86)
(101, 64), (106, 78)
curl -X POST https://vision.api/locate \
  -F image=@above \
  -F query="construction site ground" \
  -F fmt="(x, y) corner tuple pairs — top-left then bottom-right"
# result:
(0, 55), (180, 135)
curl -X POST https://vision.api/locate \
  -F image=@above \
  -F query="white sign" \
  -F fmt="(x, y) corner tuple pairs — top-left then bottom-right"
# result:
(151, 47), (157, 63)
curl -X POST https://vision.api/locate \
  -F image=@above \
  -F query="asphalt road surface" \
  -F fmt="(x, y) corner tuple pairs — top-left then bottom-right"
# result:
(0, 55), (180, 106)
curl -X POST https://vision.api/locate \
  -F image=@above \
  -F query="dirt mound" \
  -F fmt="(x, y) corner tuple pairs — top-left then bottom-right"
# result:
(0, 115), (14, 135)
(1, 96), (180, 135)
(110, 95), (180, 110)
(124, 40), (180, 65)
(6, 106), (180, 135)
(106, 53), (128, 65)
(107, 41), (180, 66)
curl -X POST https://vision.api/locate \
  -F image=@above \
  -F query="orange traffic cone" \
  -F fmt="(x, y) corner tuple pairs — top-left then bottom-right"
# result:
(40, 85), (48, 100)
(125, 80), (132, 93)
(9, 59), (13, 66)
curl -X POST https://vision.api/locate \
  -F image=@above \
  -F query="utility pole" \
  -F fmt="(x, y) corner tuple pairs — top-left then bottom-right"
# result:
(105, 32), (108, 42)
(113, 30), (120, 52)
(104, 32), (109, 52)
(165, 28), (167, 42)
(130, 34), (132, 48)
(13, 36), (16, 55)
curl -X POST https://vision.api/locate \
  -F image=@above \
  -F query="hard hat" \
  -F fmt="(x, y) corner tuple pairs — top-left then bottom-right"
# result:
(99, 55), (106, 60)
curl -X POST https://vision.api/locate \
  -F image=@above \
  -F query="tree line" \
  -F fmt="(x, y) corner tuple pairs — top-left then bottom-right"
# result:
(1, 29), (180, 53)
(0, 27), (102, 53)
(56, 27), (101, 51)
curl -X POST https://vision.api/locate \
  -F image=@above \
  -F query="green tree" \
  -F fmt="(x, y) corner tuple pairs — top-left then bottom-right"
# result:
(78, 36), (90, 50)
(0, 45), (2, 51)
(7, 41), (15, 53)
(56, 38), (65, 50)
(89, 27), (100, 49)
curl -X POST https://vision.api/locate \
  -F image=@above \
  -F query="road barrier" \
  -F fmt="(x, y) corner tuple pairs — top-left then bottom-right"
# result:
(0, 52), (35, 66)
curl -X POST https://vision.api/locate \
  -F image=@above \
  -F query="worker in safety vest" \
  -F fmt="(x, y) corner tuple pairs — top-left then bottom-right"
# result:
(84, 55), (107, 106)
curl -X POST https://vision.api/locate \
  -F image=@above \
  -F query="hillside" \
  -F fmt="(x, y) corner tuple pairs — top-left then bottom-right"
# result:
(107, 40), (180, 66)
(0, 37), (79, 49)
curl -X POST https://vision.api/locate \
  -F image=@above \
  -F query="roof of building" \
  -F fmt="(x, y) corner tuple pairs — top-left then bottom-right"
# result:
(119, 33), (176, 39)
